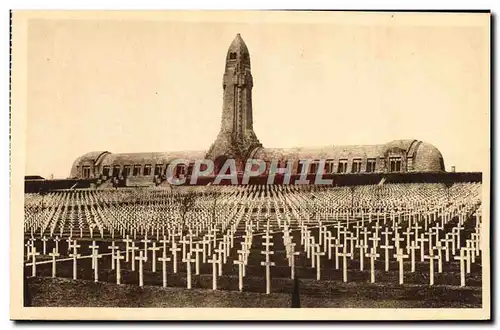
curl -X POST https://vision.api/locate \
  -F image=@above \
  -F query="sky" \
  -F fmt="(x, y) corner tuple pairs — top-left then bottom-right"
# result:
(21, 11), (490, 178)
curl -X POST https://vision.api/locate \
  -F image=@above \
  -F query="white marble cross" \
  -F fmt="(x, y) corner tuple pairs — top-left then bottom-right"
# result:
(92, 248), (102, 282)
(49, 248), (59, 278)
(113, 250), (124, 284)
(208, 254), (219, 290)
(108, 241), (119, 270)
(183, 252), (195, 289)
(130, 242), (139, 271)
(408, 241), (419, 273)
(365, 247), (380, 283)
(234, 254), (245, 292)
(424, 248), (439, 286)
(141, 236), (151, 262)
(314, 243), (326, 280)
(158, 251), (171, 288)
(148, 242), (161, 272)
(338, 248), (352, 283)
(416, 233), (429, 262)
(214, 243), (224, 276)
(41, 236), (48, 255)
(89, 241), (99, 269)
(260, 259), (276, 295)
(69, 244), (81, 280)
(356, 239), (368, 271)
(393, 248), (409, 285)
(29, 247), (40, 277)
(380, 241), (394, 272)
(454, 247), (467, 287)
(433, 241), (445, 273)
(170, 242), (181, 273)
(192, 243), (203, 275)
(123, 235), (132, 262)
(135, 250), (147, 287)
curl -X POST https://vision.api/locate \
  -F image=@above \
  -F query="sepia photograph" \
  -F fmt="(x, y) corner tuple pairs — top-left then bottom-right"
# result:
(10, 10), (490, 320)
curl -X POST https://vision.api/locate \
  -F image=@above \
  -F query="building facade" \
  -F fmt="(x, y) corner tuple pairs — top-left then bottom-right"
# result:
(70, 34), (445, 184)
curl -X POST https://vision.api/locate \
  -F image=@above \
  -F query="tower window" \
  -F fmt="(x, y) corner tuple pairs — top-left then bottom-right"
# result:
(229, 52), (237, 60)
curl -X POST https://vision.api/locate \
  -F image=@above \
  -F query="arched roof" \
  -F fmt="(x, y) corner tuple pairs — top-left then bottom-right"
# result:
(69, 151), (110, 178)
(414, 142), (445, 171)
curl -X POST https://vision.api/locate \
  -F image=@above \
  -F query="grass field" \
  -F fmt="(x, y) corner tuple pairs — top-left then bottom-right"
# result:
(25, 277), (481, 308)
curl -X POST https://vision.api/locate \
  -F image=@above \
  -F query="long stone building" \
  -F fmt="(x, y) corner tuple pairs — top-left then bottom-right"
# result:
(71, 34), (445, 185)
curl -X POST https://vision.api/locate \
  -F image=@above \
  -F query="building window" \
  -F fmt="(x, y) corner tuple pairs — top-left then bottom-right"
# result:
(325, 160), (335, 174)
(366, 159), (376, 173)
(309, 162), (318, 175)
(82, 166), (91, 178)
(154, 164), (163, 176)
(122, 165), (131, 177)
(177, 165), (186, 177)
(338, 159), (348, 173)
(390, 157), (402, 172)
(133, 165), (141, 176)
(102, 166), (110, 177)
(143, 164), (152, 176)
(229, 52), (237, 60)
(352, 159), (362, 173)
(112, 165), (120, 177)
(297, 161), (305, 175)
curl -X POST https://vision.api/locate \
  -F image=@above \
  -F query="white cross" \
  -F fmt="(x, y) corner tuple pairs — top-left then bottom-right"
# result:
(365, 247), (380, 283)
(338, 249), (352, 283)
(433, 241), (446, 273)
(129, 242), (139, 271)
(416, 234), (429, 262)
(122, 236), (132, 262)
(108, 241), (119, 270)
(314, 244), (326, 280)
(454, 247), (467, 287)
(191, 243), (203, 275)
(424, 248), (439, 286)
(356, 239), (368, 271)
(183, 252), (195, 289)
(208, 254), (219, 290)
(393, 248), (409, 285)
(29, 247), (40, 277)
(91, 248), (102, 282)
(135, 250), (147, 287)
(158, 252), (171, 288)
(48, 248), (59, 278)
(170, 243), (181, 273)
(260, 259), (276, 295)
(141, 236), (151, 262)
(380, 242), (394, 272)
(234, 254), (245, 292)
(41, 236), (48, 255)
(408, 241), (419, 273)
(113, 250), (125, 284)
(89, 241), (99, 269)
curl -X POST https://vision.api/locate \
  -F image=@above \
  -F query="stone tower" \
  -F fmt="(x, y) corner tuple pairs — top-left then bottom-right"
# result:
(206, 34), (262, 170)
